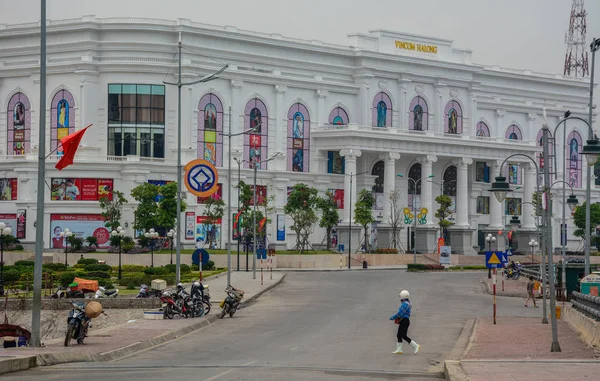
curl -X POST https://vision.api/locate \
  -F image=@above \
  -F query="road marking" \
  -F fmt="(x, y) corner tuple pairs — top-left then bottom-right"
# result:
(202, 369), (235, 381)
(290, 346), (298, 351)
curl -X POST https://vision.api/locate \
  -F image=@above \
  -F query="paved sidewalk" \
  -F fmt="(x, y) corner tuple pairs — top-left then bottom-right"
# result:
(484, 277), (539, 298)
(0, 271), (285, 374)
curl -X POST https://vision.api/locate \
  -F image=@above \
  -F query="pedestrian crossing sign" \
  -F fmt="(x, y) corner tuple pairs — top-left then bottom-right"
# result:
(485, 251), (505, 269)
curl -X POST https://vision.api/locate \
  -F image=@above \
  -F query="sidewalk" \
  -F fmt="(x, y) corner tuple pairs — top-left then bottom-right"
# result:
(484, 277), (536, 298)
(446, 317), (600, 380)
(0, 271), (285, 375)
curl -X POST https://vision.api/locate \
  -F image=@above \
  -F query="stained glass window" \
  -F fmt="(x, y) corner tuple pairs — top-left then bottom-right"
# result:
(444, 100), (463, 134)
(51, 89), (76, 157)
(443, 165), (457, 212)
(505, 124), (522, 140)
(328, 107), (349, 125)
(327, 151), (345, 174)
(372, 92), (392, 127)
(198, 93), (224, 166)
(244, 98), (268, 170)
(408, 163), (422, 211)
(476, 122), (490, 137)
(477, 196), (490, 214)
(409, 96), (428, 131)
(287, 103), (310, 172)
(567, 130), (582, 188)
(504, 163), (522, 185)
(505, 198), (522, 215)
(7, 92), (31, 156)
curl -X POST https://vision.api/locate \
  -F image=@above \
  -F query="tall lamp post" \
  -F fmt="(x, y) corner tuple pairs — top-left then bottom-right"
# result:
(0, 222), (13, 297)
(233, 157), (245, 271)
(252, 152), (281, 279)
(345, 170), (369, 269)
(398, 173), (434, 264)
(111, 226), (125, 280)
(59, 228), (73, 266)
(485, 234), (496, 279)
(145, 228), (159, 267)
(167, 229), (176, 265)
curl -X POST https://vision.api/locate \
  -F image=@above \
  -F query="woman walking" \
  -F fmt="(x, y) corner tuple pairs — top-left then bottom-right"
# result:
(390, 290), (420, 355)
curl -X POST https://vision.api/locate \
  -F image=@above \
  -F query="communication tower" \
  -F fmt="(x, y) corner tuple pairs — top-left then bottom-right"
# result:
(564, 0), (589, 77)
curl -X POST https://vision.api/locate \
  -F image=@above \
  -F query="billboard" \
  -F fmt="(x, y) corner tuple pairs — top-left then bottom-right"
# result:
(0, 178), (18, 201)
(50, 214), (111, 249)
(195, 216), (221, 249)
(51, 178), (113, 201)
(185, 212), (195, 240)
(0, 214), (17, 234)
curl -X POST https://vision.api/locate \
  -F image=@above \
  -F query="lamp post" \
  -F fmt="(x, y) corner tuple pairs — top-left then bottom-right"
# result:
(59, 228), (73, 266)
(485, 233), (496, 279)
(252, 152), (281, 279)
(111, 226), (125, 280)
(145, 228), (159, 267)
(167, 229), (176, 265)
(345, 170), (369, 269)
(529, 239), (538, 266)
(398, 173), (434, 264)
(0, 222), (13, 296)
(233, 157), (245, 271)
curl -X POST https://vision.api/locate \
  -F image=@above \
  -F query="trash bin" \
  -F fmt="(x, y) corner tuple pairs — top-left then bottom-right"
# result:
(363, 260), (368, 269)
(580, 273), (600, 296)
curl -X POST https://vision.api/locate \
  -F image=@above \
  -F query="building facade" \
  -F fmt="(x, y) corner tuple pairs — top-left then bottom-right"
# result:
(0, 16), (597, 254)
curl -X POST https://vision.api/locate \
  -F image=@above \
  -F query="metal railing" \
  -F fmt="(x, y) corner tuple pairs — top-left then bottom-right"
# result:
(571, 291), (600, 321)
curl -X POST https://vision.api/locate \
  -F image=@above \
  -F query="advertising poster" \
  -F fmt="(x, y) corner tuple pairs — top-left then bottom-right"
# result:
(0, 214), (17, 232)
(197, 183), (222, 204)
(50, 214), (111, 249)
(440, 246), (452, 265)
(233, 213), (243, 240)
(185, 212), (195, 240)
(0, 178), (18, 201)
(277, 214), (285, 241)
(16, 209), (26, 239)
(51, 178), (113, 201)
(196, 216), (221, 249)
(249, 185), (267, 206)
(328, 189), (344, 209)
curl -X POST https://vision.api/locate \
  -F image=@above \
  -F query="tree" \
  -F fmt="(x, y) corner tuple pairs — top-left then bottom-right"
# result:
(131, 183), (159, 232)
(99, 190), (128, 231)
(203, 196), (225, 249)
(285, 184), (319, 252)
(387, 189), (402, 251)
(354, 189), (374, 252)
(316, 191), (340, 251)
(156, 182), (187, 231)
(573, 201), (600, 246)
(435, 195), (454, 240)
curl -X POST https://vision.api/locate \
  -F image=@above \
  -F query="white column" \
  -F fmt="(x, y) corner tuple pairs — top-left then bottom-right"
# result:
(527, 113), (537, 142)
(523, 163), (536, 229)
(317, 90), (328, 126)
(30, 74), (40, 151)
(399, 83), (408, 130)
(417, 155), (437, 226)
(434, 85), (445, 133)
(468, 90), (477, 136)
(340, 149), (362, 223)
(355, 75), (372, 125)
(274, 84), (287, 170)
(381, 152), (401, 224)
(488, 160), (503, 228)
(230, 80), (244, 166)
(495, 109), (505, 139)
(454, 157), (473, 227)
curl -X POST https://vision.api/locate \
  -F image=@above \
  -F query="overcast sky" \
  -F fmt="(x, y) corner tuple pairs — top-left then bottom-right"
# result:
(1, 0), (599, 77)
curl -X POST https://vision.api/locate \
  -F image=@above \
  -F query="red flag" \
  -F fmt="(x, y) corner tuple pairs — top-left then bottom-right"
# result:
(55, 125), (91, 170)
(259, 217), (267, 231)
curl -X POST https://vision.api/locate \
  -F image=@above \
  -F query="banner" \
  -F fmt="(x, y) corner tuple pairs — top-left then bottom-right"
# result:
(0, 214), (17, 233)
(233, 212), (243, 240)
(328, 189), (344, 209)
(50, 214), (111, 249)
(196, 216), (221, 249)
(51, 178), (113, 201)
(185, 212), (195, 240)
(277, 214), (285, 241)
(197, 183), (222, 204)
(440, 246), (451, 265)
(249, 185), (267, 206)
(16, 209), (26, 239)
(0, 178), (18, 201)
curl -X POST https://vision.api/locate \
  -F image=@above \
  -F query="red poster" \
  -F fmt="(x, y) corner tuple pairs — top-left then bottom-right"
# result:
(329, 189), (344, 209)
(80, 178), (98, 201)
(51, 178), (113, 201)
(197, 183), (222, 204)
(250, 185), (267, 206)
(16, 209), (26, 239)
(50, 214), (110, 249)
(196, 216), (222, 224)
(0, 179), (18, 201)
(98, 179), (114, 201)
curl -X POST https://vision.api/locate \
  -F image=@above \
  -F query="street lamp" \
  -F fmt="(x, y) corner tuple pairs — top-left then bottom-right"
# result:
(111, 226), (125, 280)
(398, 173), (435, 264)
(529, 239), (538, 266)
(167, 229), (176, 265)
(252, 152), (281, 279)
(486, 233), (496, 279)
(489, 176), (512, 203)
(233, 157), (245, 271)
(0, 222), (13, 296)
(59, 228), (73, 266)
(145, 228), (159, 267)
(509, 215), (521, 231)
(346, 170), (369, 269)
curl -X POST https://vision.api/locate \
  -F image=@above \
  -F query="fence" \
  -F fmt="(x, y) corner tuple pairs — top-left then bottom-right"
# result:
(571, 291), (600, 321)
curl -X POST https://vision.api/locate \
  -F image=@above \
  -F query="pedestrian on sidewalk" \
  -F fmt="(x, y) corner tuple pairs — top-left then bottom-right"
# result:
(389, 290), (420, 355)
(525, 276), (538, 307)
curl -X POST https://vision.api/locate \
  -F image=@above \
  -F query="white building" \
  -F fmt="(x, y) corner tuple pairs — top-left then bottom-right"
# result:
(0, 16), (597, 254)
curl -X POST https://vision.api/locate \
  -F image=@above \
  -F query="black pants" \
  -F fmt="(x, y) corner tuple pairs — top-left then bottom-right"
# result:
(396, 318), (412, 343)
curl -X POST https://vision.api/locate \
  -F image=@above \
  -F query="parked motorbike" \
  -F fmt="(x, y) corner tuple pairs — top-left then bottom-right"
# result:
(136, 284), (162, 298)
(191, 281), (210, 315)
(64, 301), (93, 346)
(219, 286), (244, 319)
(160, 290), (199, 319)
(94, 286), (119, 299)
(51, 286), (84, 299)
(504, 267), (521, 280)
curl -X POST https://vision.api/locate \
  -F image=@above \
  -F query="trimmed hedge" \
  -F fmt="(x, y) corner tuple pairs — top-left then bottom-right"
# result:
(407, 264), (446, 272)
(77, 258), (98, 265)
(86, 271), (111, 279)
(119, 274), (176, 288)
(374, 248), (399, 254)
(43, 263), (68, 272)
(448, 265), (487, 271)
(120, 264), (146, 273)
(14, 260), (34, 267)
(144, 267), (170, 276)
(84, 264), (112, 272)
(3, 269), (21, 285)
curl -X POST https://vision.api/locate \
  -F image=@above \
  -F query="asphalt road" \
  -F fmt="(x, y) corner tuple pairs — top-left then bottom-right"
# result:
(5, 270), (542, 380)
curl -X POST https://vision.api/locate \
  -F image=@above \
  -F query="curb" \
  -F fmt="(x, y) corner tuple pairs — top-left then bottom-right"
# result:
(481, 278), (525, 298)
(444, 360), (469, 381)
(0, 273), (287, 375)
(271, 267), (407, 272)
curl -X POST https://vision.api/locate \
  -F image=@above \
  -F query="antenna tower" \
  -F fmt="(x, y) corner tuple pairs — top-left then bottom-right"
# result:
(564, 0), (589, 77)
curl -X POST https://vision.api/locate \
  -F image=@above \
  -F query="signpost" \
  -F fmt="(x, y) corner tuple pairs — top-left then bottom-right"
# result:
(485, 251), (508, 325)
(184, 159), (219, 198)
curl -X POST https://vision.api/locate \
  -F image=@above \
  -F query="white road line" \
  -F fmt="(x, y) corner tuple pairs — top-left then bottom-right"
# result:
(290, 346), (298, 351)
(201, 361), (256, 381)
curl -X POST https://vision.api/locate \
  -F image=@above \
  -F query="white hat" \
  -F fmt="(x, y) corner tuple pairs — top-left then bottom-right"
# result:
(399, 290), (410, 299)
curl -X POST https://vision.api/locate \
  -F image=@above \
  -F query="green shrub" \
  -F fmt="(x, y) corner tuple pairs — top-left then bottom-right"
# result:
(72, 264), (86, 269)
(119, 274), (175, 287)
(374, 248), (399, 254)
(14, 260), (34, 267)
(43, 263), (68, 272)
(424, 264), (445, 271)
(449, 265), (487, 271)
(86, 236), (98, 247)
(144, 267), (169, 275)
(121, 264), (146, 273)
(86, 271), (111, 279)
(104, 282), (114, 289)
(407, 264), (426, 271)
(126, 283), (136, 290)
(3, 269), (21, 285)
(77, 258), (98, 265)
(202, 260), (215, 271)
(59, 272), (76, 287)
(13, 244), (24, 251)
(164, 264), (176, 273)
(84, 264), (112, 272)
(191, 264), (199, 271)
(122, 236), (135, 252)
(180, 264), (191, 274)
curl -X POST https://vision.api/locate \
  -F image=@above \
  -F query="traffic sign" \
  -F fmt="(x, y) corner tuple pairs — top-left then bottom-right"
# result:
(192, 249), (209, 265)
(485, 251), (503, 269)
(257, 249), (267, 260)
(184, 159), (219, 198)
(506, 249), (513, 257)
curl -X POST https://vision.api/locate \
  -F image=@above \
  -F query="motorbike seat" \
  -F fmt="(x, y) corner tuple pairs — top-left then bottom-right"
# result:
(105, 290), (117, 296)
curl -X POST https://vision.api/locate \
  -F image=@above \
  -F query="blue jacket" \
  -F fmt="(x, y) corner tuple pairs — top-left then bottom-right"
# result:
(390, 300), (412, 320)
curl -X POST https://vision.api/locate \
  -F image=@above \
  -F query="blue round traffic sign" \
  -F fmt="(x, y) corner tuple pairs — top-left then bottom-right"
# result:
(192, 249), (210, 265)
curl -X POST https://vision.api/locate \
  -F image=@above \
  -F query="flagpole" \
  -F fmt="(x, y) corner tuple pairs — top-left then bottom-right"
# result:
(31, 0), (46, 347)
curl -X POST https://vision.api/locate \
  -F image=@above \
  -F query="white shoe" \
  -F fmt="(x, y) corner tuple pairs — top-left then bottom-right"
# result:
(409, 341), (420, 354)
(392, 342), (403, 354)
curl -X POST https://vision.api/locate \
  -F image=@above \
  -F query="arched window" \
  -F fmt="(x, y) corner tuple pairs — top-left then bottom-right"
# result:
(244, 98), (268, 169)
(198, 93), (224, 167)
(409, 96), (428, 131)
(51, 89), (75, 157)
(372, 92), (392, 127)
(476, 122), (490, 138)
(371, 160), (385, 210)
(408, 163), (422, 210)
(329, 107), (349, 125)
(7, 92), (31, 156)
(287, 103), (310, 172)
(567, 131), (583, 188)
(444, 100), (463, 134)
(505, 124), (522, 140)
(443, 165), (457, 212)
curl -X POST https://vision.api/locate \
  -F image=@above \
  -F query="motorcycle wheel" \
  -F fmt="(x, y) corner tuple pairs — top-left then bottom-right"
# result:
(64, 323), (76, 347)
(229, 310), (236, 318)
(219, 308), (227, 319)
(203, 301), (211, 315)
(164, 304), (174, 319)
(194, 302), (204, 317)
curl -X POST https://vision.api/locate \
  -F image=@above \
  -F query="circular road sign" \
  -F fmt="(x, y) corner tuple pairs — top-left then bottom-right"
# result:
(184, 159), (219, 198)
